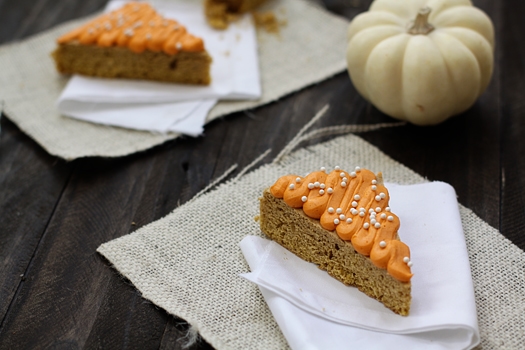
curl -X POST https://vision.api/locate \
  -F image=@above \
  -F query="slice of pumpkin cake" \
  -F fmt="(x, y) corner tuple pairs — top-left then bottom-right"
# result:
(258, 166), (413, 315)
(53, 2), (212, 85)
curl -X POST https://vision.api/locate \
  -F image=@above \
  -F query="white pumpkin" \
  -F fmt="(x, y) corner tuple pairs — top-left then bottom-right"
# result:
(346, 0), (495, 125)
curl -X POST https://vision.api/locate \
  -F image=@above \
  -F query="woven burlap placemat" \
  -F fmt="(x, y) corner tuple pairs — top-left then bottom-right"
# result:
(98, 128), (525, 349)
(0, 0), (348, 160)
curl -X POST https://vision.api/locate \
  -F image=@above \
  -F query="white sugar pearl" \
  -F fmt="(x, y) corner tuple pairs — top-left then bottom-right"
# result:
(339, 214), (345, 220)
(335, 166), (341, 171)
(327, 188), (333, 194)
(351, 209), (358, 215)
(320, 167), (326, 171)
(408, 261), (413, 267)
(379, 241), (387, 248)
(371, 185), (377, 191)
(380, 192), (386, 199)
(308, 183), (315, 189)
(336, 208), (343, 214)
(289, 184), (295, 190)
(296, 177), (301, 183)
(320, 183), (326, 189)
(340, 172), (345, 178)
(363, 223), (370, 229)
(376, 207), (381, 212)
(372, 180), (377, 185)
(334, 219), (340, 225)
(359, 212), (365, 217)
(346, 218), (353, 224)
(388, 216), (394, 221)
(341, 182), (347, 187)
(328, 207), (335, 214)
(342, 177), (348, 182)
(314, 182), (320, 188)
(369, 209), (375, 214)
(301, 196), (307, 202)
(370, 219), (377, 225)
(351, 201), (358, 207)
(386, 207), (391, 212)
(375, 195), (381, 201)
(380, 213), (387, 219)
(360, 207), (366, 212)
(319, 190), (325, 195)
(403, 257), (410, 263)
(350, 172), (357, 178)
(355, 166), (361, 172)
(375, 223), (381, 228)
(354, 195), (360, 200)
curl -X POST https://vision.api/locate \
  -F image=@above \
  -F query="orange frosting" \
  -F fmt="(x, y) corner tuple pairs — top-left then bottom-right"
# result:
(270, 167), (413, 282)
(57, 2), (205, 55)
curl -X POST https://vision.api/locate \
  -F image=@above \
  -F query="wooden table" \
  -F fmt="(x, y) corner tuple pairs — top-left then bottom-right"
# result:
(0, 0), (522, 348)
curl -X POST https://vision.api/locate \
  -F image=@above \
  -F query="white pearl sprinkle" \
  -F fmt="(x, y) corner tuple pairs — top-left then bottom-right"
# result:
(376, 207), (381, 212)
(386, 207), (391, 212)
(380, 192), (386, 199)
(339, 214), (346, 220)
(363, 223), (370, 229)
(334, 166), (341, 171)
(346, 218), (353, 224)
(372, 180), (377, 185)
(105, 23), (112, 30)
(176, 42), (182, 50)
(134, 21), (143, 28)
(351, 201), (358, 207)
(340, 172), (345, 178)
(320, 183), (326, 189)
(308, 183), (315, 189)
(371, 185), (377, 191)
(379, 240), (387, 248)
(354, 195), (360, 200)
(351, 209), (358, 215)
(320, 167), (326, 172)
(328, 207), (335, 214)
(350, 172), (357, 178)
(336, 208), (343, 214)
(289, 184), (295, 190)
(314, 182), (320, 188)
(341, 182), (347, 187)
(375, 195), (381, 201)
(355, 166), (361, 172)
(319, 189), (325, 195)
(403, 257), (410, 263)
(408, 261), (413, 267)
(145, 33), (152, 40)
(359, 212), (365, 217)
(327, 188), (333, 194)
(88, 28), (94, 34)
(301, 196), (307, 202)
(375, 223), (381, 228)
(388, 216), (394, 221)
(342, 177), (348, 182)
(369, 208), (375, 214)
(296, 177), (301, 183)
(360, 208), (366, 212)
(371, 219), (377, 225)
(381, 213), (387, 219)
(124, 28), (134, 37)
(334, 219), (340, 225)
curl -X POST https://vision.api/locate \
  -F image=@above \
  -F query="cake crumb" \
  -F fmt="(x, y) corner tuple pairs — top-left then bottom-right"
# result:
(252, 11), (284, 34)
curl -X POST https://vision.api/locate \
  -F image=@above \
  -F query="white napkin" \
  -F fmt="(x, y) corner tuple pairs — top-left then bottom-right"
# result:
(57, 0), (260, 136)
(241, 182), (480, 350)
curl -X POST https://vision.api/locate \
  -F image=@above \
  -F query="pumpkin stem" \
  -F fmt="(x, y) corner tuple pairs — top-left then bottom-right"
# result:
(408, 7), (434, 35)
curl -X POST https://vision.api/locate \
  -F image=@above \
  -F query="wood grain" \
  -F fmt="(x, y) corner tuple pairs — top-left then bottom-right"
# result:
(0, 0), (523, 348)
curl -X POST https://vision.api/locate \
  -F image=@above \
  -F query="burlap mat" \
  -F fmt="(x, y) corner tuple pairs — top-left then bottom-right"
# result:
(98, 129), (525, 349)
(0, 0), (348, 160)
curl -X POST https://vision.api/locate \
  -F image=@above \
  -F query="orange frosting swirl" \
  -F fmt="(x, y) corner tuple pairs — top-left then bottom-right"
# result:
(57, 2), (205, 55)
(270, 167), (413, 282)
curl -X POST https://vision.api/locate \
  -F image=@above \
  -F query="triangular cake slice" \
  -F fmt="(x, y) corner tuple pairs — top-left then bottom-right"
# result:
(258, 166), (413, 315)
(53, 2), (212, 85)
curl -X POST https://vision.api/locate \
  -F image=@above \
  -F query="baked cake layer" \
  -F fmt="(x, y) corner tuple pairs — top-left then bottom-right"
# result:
(205, 0), (268, 29)
(53, 44), (211, 85)
(259, 189), (411, 316)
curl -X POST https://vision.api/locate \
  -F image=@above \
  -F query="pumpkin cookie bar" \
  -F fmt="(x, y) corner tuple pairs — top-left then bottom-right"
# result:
(258, 166), (413, 316)
(53, 2), (212, 85)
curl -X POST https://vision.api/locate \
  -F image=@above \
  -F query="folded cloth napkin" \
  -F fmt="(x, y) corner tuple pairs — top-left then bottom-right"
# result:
(240, 182), (480, 350)
(57, 0), (261, 136)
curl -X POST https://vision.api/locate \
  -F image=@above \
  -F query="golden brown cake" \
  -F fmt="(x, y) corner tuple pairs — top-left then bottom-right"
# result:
(204, 0), (268, 29)
(52, 2), (212, 85)
(258, 166), (413, 315)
